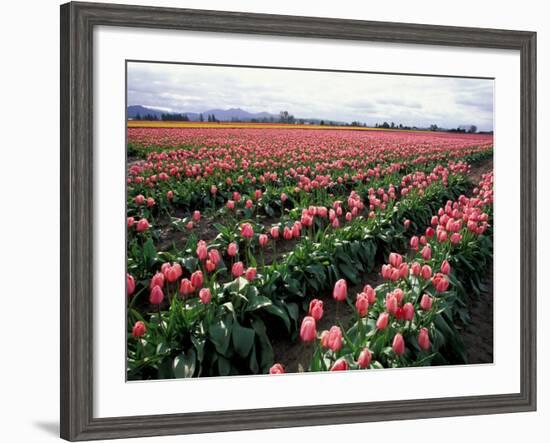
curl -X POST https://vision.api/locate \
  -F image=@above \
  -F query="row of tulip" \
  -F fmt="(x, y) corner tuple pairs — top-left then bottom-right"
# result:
(127, 160), (480, 378)
(268, 171), (494, 373)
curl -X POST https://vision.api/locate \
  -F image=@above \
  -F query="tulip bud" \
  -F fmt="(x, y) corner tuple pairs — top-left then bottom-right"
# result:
(376, 312), (390, 330)
(190, 270), (203, 289)
(127, 274), (135, 297)
(420, 293), (433, 310)
(327, 326), (343, 352)
(259, 234), (268, 247)
(179, 278), (195, 296)
(330, 358), (349, 371)
(241, 223), (254, 239)
(389, 252), (403, 268)
(333, 279), (347, 302)
(402, 302), (415, 321)
(270, 226), (280, 239)
(363, 284), (376, 304)
(421, 264), (432, 280)
(357, 348), (372, 369)
(392, 333), (405, 355)
(199, 288), (211, 304)
(245, 267), (257, 281)
(132, 320), (147, 338)
(136, 218), (150, 232)
(418, 327), (430, 350)
(441, 259), (451, 275)
(309, 299), (324, 321)
(149, 285), (164, 305)
(269, 363), (285, 374)
(300, 316), (317, 342)
(227, 242), (238, 257)
(421, 245), (432, 261)
(355, 293), (369, 317)
(232, 261), (244, 278)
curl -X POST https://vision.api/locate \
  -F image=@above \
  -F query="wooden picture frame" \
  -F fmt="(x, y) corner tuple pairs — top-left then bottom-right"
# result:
(60, 1), (536, 440)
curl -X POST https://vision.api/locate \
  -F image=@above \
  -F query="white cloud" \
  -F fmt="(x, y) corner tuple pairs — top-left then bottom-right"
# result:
(127, 62), (494, 130)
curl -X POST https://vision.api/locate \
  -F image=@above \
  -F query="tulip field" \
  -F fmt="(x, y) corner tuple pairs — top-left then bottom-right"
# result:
(126, 126), (493, 379)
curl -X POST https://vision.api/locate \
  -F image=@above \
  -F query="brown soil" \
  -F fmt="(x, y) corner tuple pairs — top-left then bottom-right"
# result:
(468, 155), (493, 185)
(460, 273), (494, 364)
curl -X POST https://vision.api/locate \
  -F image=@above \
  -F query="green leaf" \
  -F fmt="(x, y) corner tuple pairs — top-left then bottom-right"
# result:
(209, 316), (232, 356)
(232, 321), (255, 358)
(173, 349), (196, 378)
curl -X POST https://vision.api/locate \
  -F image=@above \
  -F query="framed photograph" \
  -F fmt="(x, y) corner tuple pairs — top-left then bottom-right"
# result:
(60, 1), (537, 440)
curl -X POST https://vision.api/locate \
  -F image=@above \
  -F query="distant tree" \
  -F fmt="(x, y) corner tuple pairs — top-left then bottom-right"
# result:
(468, 125), (478, 133)
(199, 113), (204, 122)
(381, 122), (390, 129)
(320, 120), (325, 126)
(391, 122), (395, 129)
(429, 124), (439, 131)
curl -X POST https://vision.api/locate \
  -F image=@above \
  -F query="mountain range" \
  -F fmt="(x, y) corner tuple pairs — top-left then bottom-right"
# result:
(127, 105), (279, 122)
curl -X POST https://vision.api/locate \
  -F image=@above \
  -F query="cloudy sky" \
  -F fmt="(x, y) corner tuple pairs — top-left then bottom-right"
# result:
(127, 62), (494, 131)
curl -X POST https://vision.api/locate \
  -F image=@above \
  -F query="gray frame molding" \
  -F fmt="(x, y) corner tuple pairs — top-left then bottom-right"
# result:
(60, 2), (537, 441)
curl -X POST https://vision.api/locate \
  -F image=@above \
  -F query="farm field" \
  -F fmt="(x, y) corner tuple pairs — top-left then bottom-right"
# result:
(126, 125), (494, 379)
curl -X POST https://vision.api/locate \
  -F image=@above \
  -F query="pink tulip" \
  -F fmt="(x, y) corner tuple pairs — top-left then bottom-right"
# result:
(241, 223), (254, 239)
(385, 293), (398, 315)
(196, 243), (208, 261)
(392, 333), (405, 355)
(134, 194), (145, 205)
(205, 259), (216, 273)
(404, 219), (411, 230)
(193, 210), (201, 222)
(420, 293), (433, 311)
(146, 197), (155, 208)
(421, 245), (432, 261)
(432, 273), (450, 292)
(389, 252), (403, 268)
(269, 363), (285, 374)
(232, 261), (244, 278)
(418, 327), (430, 350)
(355, 293), (369, 317)
(330, 358), (349, 371)
(376, 312), (390, 330)
(450, 233), (462, 245)
(226, 200), (235, 210)
(300, 316), (317, 342)
(426, 227), (435, 238)
(410, 236), (419, 250)
(190, 270), (203, 289)
(411, 261), (421, 276)
(149, 285), (164, 305)
(179, 278), (195, 296)
(283, 226), (293, 240)
(309, 299), (324, 321)
(245, 267), (257, 281)
(402, 302), (415, 321)
(199, 288), (211, 304)
(127, 274), (135, 297)
(210, 185), (217, 195)
(149, 272), (165, 289)
(270, 226), (280, 239)
(333, 279), (347, 302)
(421, 264), (432, 280)
(166, 190), (174, 200)
(186, 221), (194, 230)
(132, 321), (146, 338)
(357, 348), (372, 369)
(136, 218), (150, 232)
(281, 192), (288, 202)
(437, 229), (448, 242)
(227, 242), (238, 257)
(441, 259), (451, 275)
(208, 249), (221, 265)
(259, 234), (268, 247)
(127, 217), (135, 229)
(363, 284), (376, 304)
(327, 326), (343, 352)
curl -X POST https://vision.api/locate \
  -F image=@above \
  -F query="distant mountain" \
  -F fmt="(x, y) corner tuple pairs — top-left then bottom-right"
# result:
(127, 105), (279, 122)
(127, 105), (165, 119)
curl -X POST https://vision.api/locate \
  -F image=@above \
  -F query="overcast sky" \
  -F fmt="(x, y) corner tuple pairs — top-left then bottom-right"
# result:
(127, 62), (494, 131)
